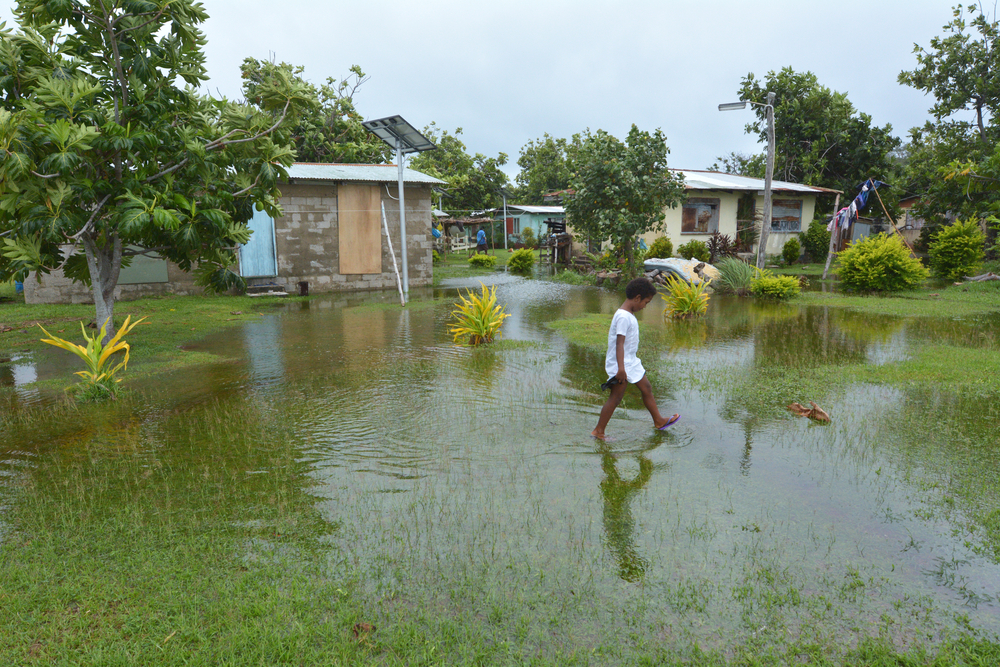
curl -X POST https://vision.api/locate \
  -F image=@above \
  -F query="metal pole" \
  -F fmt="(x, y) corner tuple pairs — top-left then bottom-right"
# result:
(396, 140), (409, 296)
(756, 91), (775, 270)
(381, 200), (405, 306)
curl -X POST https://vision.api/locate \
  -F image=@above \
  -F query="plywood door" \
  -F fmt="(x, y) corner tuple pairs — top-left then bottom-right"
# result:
(338, 184), (382, 274)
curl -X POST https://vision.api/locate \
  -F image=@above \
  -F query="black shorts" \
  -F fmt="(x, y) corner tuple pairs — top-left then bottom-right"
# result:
(476, 243), (488, 253)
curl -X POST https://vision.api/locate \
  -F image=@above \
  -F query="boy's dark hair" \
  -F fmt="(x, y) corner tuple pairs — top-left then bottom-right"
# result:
(625, 276), (657, 300)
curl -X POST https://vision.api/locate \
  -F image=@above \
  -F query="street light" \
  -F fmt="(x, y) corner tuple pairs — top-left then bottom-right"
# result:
(361, 115), (436, 300)
(719, 92), (775, 269)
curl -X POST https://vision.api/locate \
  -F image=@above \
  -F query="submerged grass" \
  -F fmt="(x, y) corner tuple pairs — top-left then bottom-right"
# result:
(3, 393), (1000, 665)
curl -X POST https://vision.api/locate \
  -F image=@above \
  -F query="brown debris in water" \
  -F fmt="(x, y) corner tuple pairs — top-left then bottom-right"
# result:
(787, 401), (831, 423)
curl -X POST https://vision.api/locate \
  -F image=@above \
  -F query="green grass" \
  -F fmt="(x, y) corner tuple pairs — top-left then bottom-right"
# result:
(794, 280), (1000, 317)
(0, 292), (300, 376)
(549, 269), (597, 286)
(545, 312), (610, 350)
(769, 262), (831, 278)
(0, 279), (20, 301)
(432, 248), (540, 285)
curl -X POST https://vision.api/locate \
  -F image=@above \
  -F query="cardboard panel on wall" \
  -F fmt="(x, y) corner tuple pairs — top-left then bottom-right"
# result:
(338, 184), (382, 274)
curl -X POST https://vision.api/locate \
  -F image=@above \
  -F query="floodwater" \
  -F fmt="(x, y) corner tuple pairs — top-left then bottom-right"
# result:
(2, 274), (1000, 654)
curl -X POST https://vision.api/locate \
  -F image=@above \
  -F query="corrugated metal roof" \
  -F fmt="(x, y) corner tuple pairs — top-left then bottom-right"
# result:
(672, 169), (841, 195)
(507, 205), (566, 214)
(285, 162), (445, 185)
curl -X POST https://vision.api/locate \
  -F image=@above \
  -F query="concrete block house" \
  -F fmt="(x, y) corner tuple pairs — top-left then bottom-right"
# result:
(24, 163), (443, 304)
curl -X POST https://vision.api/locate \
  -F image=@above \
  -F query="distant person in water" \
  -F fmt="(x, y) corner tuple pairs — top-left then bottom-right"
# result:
(592, 277), (680, 439)
(476, 228), (488, 254)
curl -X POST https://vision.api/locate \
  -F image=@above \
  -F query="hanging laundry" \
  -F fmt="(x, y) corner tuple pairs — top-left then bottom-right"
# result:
(827, 179), (887, 231)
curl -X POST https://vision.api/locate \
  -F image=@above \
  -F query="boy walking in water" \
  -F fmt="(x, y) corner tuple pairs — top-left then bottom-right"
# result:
(592, 277), (680, 439)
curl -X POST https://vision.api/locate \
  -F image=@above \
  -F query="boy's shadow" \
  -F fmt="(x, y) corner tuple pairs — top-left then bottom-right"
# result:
(597, 441), (667, 582)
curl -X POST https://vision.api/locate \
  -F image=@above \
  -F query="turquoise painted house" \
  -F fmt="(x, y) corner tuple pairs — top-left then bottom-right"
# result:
(494, 205), (566, 241)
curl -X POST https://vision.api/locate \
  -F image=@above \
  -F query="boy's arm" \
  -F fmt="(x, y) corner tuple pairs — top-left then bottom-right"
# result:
(615, 334), (627, 382)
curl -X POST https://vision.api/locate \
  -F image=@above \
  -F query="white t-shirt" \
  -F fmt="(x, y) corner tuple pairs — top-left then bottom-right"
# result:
(605, 309), (645, 383)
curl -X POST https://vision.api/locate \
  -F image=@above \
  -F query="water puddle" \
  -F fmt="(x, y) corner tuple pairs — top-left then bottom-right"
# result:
(2, 277), (999, 652)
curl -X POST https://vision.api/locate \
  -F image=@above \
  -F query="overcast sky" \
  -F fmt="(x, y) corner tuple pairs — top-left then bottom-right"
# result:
(1, 1), (964, 184)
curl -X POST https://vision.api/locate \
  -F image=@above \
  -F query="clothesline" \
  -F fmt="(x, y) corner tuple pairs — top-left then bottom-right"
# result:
(827, 179), (885, 232)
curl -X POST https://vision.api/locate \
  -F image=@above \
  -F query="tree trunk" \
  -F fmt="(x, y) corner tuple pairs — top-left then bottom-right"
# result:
(82, 232), (123, 341)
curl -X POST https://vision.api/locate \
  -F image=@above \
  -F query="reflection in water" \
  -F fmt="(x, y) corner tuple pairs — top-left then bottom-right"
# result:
(598, 443), (655, 582)
(740, 421), (753, 476)
(4, 277), (1000, 655)
(242, 316), (286, 389)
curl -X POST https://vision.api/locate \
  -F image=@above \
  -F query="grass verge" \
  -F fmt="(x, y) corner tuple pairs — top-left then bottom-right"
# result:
(0, 293), (300, 375)
(432, 248), (540, 285)
(794, 279), (1000, 317)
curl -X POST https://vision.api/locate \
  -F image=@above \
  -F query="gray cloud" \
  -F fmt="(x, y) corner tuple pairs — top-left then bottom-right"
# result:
(1, 1), (957, 181)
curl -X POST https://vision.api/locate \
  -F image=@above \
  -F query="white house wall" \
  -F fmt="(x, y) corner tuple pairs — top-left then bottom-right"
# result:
(638, 190), (817, 258)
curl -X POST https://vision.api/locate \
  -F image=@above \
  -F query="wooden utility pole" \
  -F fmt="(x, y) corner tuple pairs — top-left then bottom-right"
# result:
(756, 92), (776, 270)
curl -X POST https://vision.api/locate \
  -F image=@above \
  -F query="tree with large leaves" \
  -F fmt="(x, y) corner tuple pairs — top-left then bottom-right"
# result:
(241, 59), (389, 164)
(408, 124), (509, 216)
(0, 1), (312, 337)
(565, 125), (685, 276)
(737, 68), (900, 199)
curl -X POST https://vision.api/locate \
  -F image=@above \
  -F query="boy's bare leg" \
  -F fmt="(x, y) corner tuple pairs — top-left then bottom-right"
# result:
(635, 375), (678, 429)
(592, 381), (627, 439)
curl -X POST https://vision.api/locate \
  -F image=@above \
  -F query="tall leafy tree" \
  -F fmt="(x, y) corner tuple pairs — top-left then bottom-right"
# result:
(898, 4), (1000, 143)
(0, 1), (311, 337)
(241, 59), (390, 164)
(898, 4), (1000, 244)
(408, 124), (508, 215)
(708, 151), (765, 178)
(738, 68), (900, 198)
(565, 125), (685, 276)
(514, 133), (582, 204)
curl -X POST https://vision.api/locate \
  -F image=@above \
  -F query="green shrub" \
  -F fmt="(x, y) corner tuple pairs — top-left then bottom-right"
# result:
(714, 257), (756, 295)
(801, 217), (831, 262)
(749, 272), (801, 299)
(659, 275), (710, 318)
(468, 254), (497, 269)
(676, 239), (710, 263)
(781, 237), (801, 266)
(521, 227), (537, 249)
(507, 248), (536, 273)
(432, 250), (443, 264)
(586, 251), (619, 272)
(928, 219), (985, 280)
(644, 236), (673, 260)
(835, 233), (929, 292)
(551, 269), (595, 285)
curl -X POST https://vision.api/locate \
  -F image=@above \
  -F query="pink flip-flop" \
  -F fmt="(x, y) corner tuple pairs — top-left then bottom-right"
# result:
(657, 414), (680, 430)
